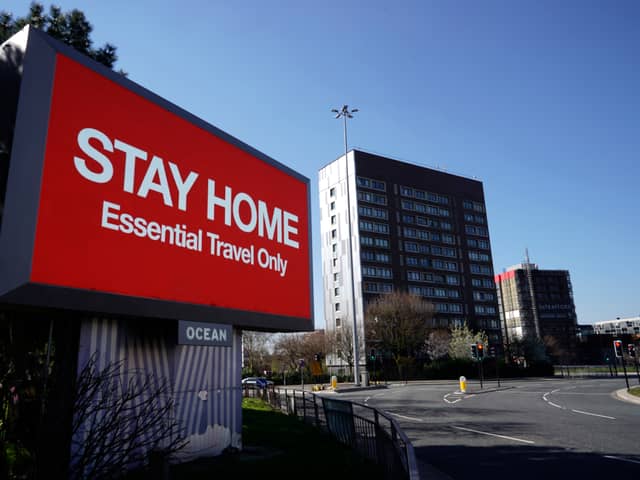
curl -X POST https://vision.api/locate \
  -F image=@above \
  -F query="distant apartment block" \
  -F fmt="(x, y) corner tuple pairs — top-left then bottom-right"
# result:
(593, 316), (640, 336)
(495, 262), (578, 360)
(319, 150), (501, 369)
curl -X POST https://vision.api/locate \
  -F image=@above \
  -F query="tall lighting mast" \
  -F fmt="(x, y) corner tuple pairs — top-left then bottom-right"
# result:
(331, 105), (361, 385)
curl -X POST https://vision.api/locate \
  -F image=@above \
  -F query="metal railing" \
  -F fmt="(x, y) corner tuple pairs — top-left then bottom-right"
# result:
(243, 386), (419, 480)
(554, 364), (640, 378)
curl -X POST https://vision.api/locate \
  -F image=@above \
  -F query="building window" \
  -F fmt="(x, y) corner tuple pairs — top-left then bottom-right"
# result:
(357, 191), (387, 205)
(469, 251), (490, 262)
(363, 282), (393, 293)
(331, 229), (337, 239)
(330, 187), (336, 197)
(463, 200), (485, 213)
(400, 185), (448, 205)
(359, 220), (389, 234)
(465, 225), (488, 237)
(335, 318), (341, 327)
(359, 205), (388, 220)
(333, 273), (339, 282)
(362, 266), (393, 278)
(473, 291), (496, 301)
(435, 303), (463, 313)
(362, 251), (391, 263)
(467, 238), (490, 250)
(334, 287), (340, 296)
(330, 201), (335, 210)
(470, 264), (493, 275)
(474, 305), (497, 315)
(357, 176), (386, 191)
(446, 275), (460, 285)
(335, 303), (340, 312)
(332, 258), (337, 268)
(331, 215), (336, 225)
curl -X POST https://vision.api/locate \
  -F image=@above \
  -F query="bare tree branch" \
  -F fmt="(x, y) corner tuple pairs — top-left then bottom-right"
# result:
(70, 353), (187, 479)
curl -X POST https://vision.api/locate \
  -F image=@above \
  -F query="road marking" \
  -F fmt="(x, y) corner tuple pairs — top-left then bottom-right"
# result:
(542, 389), (565, 409)
(364, 390), (388, 405)
(543, 388), (615, 419)
(603, 455), (640, 465)
(444, 392), (472, 404)
(571, 409), (616, 420)
(452, 426), (535, 444)
(388, 412), (423, 422)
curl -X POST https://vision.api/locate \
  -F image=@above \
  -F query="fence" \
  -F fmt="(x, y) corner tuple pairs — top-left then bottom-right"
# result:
(243, 386), (419, 480)
(554, 364), (640, 378)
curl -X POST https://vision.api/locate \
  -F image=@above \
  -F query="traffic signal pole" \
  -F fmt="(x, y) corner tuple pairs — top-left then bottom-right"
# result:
(628, 344), (639, 385)
(621, 357), (630, 390)
(614, 340), (629, 390)
(477, 343), (485, 389)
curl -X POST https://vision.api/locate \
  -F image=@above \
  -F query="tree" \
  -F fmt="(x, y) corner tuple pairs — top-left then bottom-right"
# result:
(426, 329), (450, 361)
(70, 354), (187, 479)
(0, 2), (119, 69)
(324, 324), (364, 375)
(241, 331), (273, 376)
(448, 324), (488, 360)
(272, 330), (327, 378)
(364, 291), (435, 375)
(1, 3), (123, 220)
(508, 336), (549, 366)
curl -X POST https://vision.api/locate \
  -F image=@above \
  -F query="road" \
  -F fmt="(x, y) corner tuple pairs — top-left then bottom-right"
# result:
(337, 378), (640, 478)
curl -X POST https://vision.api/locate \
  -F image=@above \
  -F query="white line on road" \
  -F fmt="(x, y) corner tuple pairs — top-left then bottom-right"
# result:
(571, 409), (616, 420)
(364, 396), (371, 404)
(388, 412), (423, 422)
(543, 388), (615, 418)
(444, 392), (471, 404)
(443, 394), (461, 404)
(603, 455), (640, 465)
(542, 389), (565, 409)
(452, 426), (535, 444)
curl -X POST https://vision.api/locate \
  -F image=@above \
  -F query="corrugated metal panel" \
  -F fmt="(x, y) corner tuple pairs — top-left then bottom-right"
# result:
(73, 318), (241, 471)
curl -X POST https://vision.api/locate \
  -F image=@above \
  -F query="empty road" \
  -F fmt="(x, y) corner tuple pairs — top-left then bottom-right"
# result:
(337, 378), (640, 478)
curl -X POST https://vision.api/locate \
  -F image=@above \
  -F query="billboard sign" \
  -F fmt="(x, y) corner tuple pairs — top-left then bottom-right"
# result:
(0, 28), (312, 331)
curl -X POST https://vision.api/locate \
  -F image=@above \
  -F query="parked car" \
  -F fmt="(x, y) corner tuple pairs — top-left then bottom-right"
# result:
(241, 377), (274, 388)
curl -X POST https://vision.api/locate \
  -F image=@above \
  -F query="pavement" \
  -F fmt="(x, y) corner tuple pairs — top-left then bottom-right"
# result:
(614, 387), (640, 405)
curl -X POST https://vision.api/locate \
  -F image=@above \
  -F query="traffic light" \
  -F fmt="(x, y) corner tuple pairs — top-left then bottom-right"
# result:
(370, 349), (376, 362)
(628, 344), (636, 358)
(314, 353), (320, 362)
(613, 340), (623, 358)
(477, 343), (485, 360)
(489, 345), (496, 358)
(470, 344), (478, 359)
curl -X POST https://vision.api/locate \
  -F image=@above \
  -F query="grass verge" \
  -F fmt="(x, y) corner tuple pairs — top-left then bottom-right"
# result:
(170, 397), (385, 479)
(628, 386), (640, 397)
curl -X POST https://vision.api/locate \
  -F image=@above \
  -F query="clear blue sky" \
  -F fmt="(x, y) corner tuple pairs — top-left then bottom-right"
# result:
(5, 1), (639, 326)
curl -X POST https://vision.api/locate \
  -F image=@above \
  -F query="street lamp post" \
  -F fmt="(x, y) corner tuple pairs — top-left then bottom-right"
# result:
(331, 105), (361, 385)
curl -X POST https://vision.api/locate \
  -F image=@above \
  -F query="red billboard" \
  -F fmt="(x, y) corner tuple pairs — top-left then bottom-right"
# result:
(0, 29), (312, 330)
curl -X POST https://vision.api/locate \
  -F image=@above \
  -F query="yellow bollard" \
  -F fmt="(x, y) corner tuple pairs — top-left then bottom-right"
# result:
(459, 376), (467, 394)
(331, 375), (337, 389)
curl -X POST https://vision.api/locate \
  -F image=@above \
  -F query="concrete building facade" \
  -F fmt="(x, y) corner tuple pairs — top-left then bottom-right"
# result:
(495, 262), (578, 361)
(319, 150), (501, 371)
(593, 316), (640, 336)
